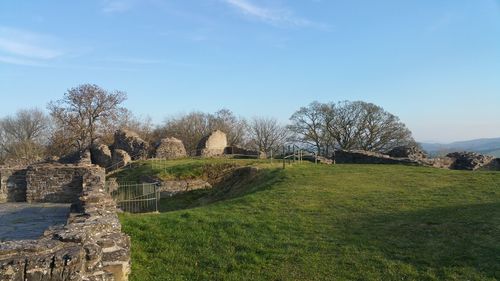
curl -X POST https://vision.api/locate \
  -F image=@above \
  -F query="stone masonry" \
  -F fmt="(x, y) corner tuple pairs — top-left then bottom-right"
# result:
(0, 168), (27, 203)
(25, 164), (101, 204)
(155, 137), (187, 159)
(335, 150), (421, 165)
(196, 130), (228, 157)
(113, 129), (149, 160)
(0, 164), (131, 281)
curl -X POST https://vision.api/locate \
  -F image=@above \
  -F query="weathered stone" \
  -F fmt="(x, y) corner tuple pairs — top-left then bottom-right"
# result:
(429, 157), (455, 169)
(0, 168), (27, 203)
(105, 178), (119, 194)
(25, 164), (104, 204)
(79, 150), (93, 165)
(386, 146), (427, 160)
(113, 130), (149, 160)
(91, 144), (113, 168)
(155, 137), (187, 159)
(197, 130), (228, 157)
(112, 150), (131, 169)
(0, 164), (131, 281)
(481, 158), (500, 171)
(159, 179), (212, 198)
(303, 155), (333, 165)
(224, 146), (265, 159)
(335, 150), (421, 165)
(446, 151), (494, 171)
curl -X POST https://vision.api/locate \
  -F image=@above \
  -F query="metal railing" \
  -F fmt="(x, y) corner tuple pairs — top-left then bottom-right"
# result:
(107, 182), (160, 213)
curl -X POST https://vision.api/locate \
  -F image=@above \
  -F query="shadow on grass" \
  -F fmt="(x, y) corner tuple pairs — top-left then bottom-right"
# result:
(349, 202), (500, 279)
(158, 168), (285, 213)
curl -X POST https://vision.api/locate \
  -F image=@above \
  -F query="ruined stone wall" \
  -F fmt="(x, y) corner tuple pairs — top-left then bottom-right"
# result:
(197, 130), (228, 157)
(0, 168), (27, 203)
(335, 150), (421, 165)
(26, 164), (103, 204)
(159, 179), (212, 198)
(0, 165), (131, 281)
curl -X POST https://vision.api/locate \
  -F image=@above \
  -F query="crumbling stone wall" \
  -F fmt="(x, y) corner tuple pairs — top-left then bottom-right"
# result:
(155, 137), (187, 159)
(386, 146), (427, 160)
(446, 152), (494, 171)
(91, 144), (113, 168)
(0, 165), (131, 281)
(25, 164), (102, 204)
(224, 146), (265, 159)
(158, 179), (212, 198)
(0, 168), (26, 203)
(335, 150), (421, 165)
(197, 130), (228, 157)
(114, 129), (149, 160)
(0, 168), (27, 203)
(482, 158), (500, 171)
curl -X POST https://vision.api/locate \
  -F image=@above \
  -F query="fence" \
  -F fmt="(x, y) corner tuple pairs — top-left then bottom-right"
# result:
(106, 182), (160, 213)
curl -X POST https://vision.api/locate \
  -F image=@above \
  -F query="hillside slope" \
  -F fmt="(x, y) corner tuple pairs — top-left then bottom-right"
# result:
(119, 161), (500, 281)
(421, 137), (500, 157)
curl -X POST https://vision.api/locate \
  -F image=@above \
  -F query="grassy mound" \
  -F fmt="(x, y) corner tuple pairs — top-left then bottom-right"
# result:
(109, 158), (262, 183)
(119, 161), (500, 281)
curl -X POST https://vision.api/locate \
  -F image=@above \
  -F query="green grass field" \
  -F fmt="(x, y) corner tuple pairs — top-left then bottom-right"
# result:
(118, 160), (500, 281)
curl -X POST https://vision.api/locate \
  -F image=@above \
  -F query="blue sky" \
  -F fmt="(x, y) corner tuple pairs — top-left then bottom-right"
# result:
(0, 0), (499, 142)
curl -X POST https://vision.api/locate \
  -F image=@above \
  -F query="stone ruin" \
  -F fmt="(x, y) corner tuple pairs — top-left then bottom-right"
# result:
(333, 145), (500, 171)
(483, 158), (500, 171)
(88, 129), (265, 165)
(224, 146), (266, 159)
(445, 152), (495, 171)
(89, 129), (149, 171)
(302, 155), (334, 165)
(335, 149), (422, 165)
(196, 130), (228, 157)
(91, 144), (113, 168)
(155, 137), (187, 159)
(112, 149), (132, 168)
(113, 129), (149, 160)
(386, 146), (428, 160)
(0, 163), (131, 280)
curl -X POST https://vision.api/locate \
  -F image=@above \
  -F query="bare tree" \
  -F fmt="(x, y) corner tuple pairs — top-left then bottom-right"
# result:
(323, 101), (415, 152)
(159, 111), (211, 155)
(157, 109), (248, 155)
(0, 108), (51, 162)
(208, 109), (247, 146)
(289, 101), (331, 155)
(48, 84), (127, 153)
(248, 117), (289, 157)
(99, 109), (154, 145)
(323, 101), (365, 150)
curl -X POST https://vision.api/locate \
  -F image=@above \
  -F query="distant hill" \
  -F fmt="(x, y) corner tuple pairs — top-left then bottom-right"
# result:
(420, 138), (500, 157)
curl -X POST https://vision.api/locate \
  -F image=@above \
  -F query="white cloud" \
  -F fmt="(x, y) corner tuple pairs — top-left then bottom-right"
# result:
(222, 0), (327, 29)
(0, 27), (64, 66)
(0, 55), (45, 67)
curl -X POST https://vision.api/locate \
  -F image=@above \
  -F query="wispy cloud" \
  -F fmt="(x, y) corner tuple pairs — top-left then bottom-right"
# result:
(221, 0), (328, 29)
(102, 56), (198, 68)
(0, 27), (64, 64)
(0, 55), (46, 67)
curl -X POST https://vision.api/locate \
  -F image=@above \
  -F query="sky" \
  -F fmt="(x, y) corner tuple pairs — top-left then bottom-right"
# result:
(0, 0), (499, 143)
